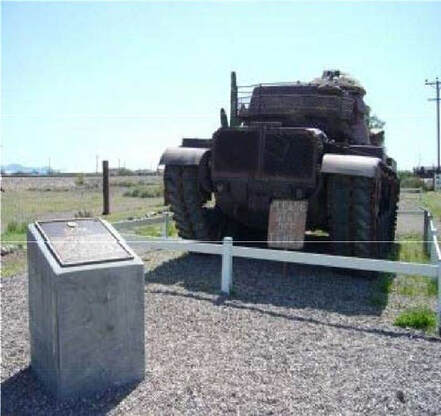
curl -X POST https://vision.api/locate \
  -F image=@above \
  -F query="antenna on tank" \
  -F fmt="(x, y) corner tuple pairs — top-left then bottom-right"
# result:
(230, 71), (239, 127)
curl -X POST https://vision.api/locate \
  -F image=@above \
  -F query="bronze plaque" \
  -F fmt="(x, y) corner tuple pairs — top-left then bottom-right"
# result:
(35, 218), (133, 267)
(268, 200), (308, 250)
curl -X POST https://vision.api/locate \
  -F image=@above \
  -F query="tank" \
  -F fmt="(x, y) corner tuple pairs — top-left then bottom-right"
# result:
(160, 70), (400, 258)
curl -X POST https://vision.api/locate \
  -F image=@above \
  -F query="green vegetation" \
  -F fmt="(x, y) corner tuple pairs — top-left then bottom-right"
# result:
(123, 184), (164, 198)
(422, 191), (441, 220)
(395, 275), (438, 297)
(135, 224), (163, 238)
(397, 233), (430, 264)
(6, 221), (27, 234)
(134, 221), (178, 238)
(369, 233), (437, 334)
(75, 172), (85, 186)
(398, 171), (427, 190)
(385, 234), (438, 334)
(2, 221), (27, 244)
(1, 188), (164, 232)
(112, 180), (137, 187)
(370, 273), (394, 307)
(1, 177), (166, 278)
(392, 234), (434, 298)
(394, 307), (437, 332)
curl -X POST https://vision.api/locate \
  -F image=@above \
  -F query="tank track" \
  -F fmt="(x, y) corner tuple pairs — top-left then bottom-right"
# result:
(164, 165), (224, 241)
(327, 169), (399, 258)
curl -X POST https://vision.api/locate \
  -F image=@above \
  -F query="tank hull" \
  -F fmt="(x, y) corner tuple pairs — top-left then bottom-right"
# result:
(160, 70), (400, 257)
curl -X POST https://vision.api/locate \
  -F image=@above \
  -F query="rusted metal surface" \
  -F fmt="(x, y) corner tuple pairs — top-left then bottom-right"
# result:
(35, 218), (133, 267)
(268, 200), (308, 250)
(159, 147), (209, 166)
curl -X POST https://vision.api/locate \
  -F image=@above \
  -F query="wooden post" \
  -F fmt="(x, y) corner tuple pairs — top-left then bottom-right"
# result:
(102, 160), (110, 215)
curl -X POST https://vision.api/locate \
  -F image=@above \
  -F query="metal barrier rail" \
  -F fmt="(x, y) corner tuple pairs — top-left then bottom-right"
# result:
(114, 209), (441, 335)
(401, 188), (423, 193)
(400, 187), (423, 201)
(113, 213), (170, 236)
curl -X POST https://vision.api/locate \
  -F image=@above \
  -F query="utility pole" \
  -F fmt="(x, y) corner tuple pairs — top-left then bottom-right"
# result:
(96, 155), (99, 174)
(102, 160), (110, 215)
(425, 77), (440, 172)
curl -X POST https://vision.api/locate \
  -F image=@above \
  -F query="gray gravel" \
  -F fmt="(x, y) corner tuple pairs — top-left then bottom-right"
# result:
(2, 250), (441, 415)
(397, 193), (426, 236)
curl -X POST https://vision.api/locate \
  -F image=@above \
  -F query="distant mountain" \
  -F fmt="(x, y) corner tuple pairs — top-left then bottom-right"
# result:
(1, 164), (54, 175)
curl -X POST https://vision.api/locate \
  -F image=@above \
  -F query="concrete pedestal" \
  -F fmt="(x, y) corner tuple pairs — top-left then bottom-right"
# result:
(27, 219), (145, 399)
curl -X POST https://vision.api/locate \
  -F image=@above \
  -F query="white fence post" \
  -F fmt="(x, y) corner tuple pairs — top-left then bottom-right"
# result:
(221, 237), (233, 295)
(162, 212), (169, 239)
(431, 227), (438, 264)
(423, 210), (429, 256)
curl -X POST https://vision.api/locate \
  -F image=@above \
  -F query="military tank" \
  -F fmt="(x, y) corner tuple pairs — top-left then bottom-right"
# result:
(160, 70), (399, 258)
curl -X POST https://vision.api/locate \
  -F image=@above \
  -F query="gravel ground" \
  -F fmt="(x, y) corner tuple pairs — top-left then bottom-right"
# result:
(2, 249), (441, 416)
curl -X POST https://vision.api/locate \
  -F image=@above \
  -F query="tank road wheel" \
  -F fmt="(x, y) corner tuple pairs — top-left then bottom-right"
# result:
(327, 174), (381, 258)
(164, 165), (224, 241)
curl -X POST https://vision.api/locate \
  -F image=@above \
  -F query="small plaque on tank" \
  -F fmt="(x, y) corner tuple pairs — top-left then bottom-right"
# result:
(268, 200), (308, 250)
(35, 218), (133, 267)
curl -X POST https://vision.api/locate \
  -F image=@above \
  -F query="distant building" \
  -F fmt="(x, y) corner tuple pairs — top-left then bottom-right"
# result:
(413, 165), (440, 178)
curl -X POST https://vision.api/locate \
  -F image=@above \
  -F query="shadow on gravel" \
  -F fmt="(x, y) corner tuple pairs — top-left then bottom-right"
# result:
(145, 246), (388, 318)
(1, 366), (138, 416)
(149, 288), (441, 344)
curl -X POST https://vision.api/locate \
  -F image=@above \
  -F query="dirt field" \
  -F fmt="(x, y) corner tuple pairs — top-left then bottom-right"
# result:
(1, 175), (160, 191)
(1, 175), (164, 230)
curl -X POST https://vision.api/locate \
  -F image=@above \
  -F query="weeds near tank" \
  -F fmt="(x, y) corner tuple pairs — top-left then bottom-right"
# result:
(396, 275), (438, 297)
(370, 273), (393, 307)
(134, 224), (163, 237)
(134, 221), (178, 238)
(397, 233), (430, 264)
(394, 307), (436, 332)
(423, 191), (441, 220)
(369, 234), (436, 326)
(393, 233), (435, 298)
(385, 234), (438, 333)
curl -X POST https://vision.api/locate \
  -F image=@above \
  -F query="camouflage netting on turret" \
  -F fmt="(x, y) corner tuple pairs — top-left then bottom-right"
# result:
(241, 70), (371, 145)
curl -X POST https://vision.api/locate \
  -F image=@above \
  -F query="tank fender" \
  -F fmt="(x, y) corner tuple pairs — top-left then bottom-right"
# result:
(159, 147), (209, 166)
(321, 154), (381, 178)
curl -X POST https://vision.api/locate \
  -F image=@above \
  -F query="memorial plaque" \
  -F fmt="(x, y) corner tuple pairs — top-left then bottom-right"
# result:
(35, 218), (133, 267)
(268, 199), (308, 250)
(27, 219), (145, 399)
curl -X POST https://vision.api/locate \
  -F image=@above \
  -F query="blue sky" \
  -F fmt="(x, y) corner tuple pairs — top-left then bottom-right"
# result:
(2, 1), (440, 172)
